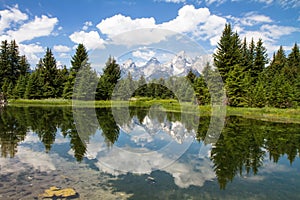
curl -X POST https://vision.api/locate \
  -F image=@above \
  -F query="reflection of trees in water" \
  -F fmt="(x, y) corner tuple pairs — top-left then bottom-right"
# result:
(206, 117), (300, 189)
(0, 107), (27, 157)
(96, 107), (120, 147)
(0, 107), (300, 189)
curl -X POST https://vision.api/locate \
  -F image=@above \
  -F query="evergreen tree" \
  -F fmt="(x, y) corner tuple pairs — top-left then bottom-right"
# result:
(71, 44), (89, 73)
(186, 69), (196, 84)
(63, 44), (89, 99)
(7, 40), (20, 84)
(13, 75), (28, 99)
(268, 46), (286, 74)
(253, 39), (268, 79)
(284, 43), (300, 80)
(25, 70), (44, 99)
(73, 60), (98, 100)
(37, 48), (59, 98)
(213, 23), (242, 83)
(19, 55), (30, 75)
(96, 56), (121, 100)
(134, 75), (147, 97)
(0, 40), (9, 89)
(225, 64), (248, 107)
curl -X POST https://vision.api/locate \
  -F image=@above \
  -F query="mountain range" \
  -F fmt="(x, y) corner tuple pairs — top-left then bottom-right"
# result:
(120, 51), (212, 80)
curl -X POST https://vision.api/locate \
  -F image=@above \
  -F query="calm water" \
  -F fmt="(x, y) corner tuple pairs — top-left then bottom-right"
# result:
(0, 106), (300, 199)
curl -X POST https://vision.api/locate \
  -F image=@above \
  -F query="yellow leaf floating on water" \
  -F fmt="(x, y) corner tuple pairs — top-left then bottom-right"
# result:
(40, 186), (77, 198)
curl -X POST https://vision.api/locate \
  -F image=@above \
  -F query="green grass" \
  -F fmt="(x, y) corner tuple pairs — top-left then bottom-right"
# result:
(8, 98), (300, 123)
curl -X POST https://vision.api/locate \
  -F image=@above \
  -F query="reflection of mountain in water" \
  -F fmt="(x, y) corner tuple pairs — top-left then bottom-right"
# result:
(120, 114), (196, 144)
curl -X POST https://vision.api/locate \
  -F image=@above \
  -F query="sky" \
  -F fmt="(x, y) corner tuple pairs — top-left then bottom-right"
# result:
(0, 0), (299, 69)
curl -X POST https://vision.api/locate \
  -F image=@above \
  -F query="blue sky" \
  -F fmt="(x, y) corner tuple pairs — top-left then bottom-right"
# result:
(0, 0), (299, 69)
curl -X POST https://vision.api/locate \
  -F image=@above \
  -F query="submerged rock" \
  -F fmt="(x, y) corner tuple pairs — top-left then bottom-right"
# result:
(39, 186), (78, 199)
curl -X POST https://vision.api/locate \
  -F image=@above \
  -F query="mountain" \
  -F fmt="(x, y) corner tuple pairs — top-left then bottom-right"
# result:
(120, 51), (212, 80)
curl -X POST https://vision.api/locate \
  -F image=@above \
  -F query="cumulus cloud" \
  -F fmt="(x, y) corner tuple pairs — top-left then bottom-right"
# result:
(0, 5), (28, 33)
(53, 45), (71, 52)
(69, 30), (105, 50)
(94, 5), (227, 46)
(19, 43), (45, 66)
(132, 49), (156, 60)
(159, 6), (210, 33)
(97, 14), (156, 37)
(6, 15), (58, 42)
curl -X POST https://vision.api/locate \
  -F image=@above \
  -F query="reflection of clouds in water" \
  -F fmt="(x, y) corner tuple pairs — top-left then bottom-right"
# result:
(260, 159), (294, 174)
(0, 146), (56, 174)
(90, 140), (215, 188)
(129, 126), (154, 147)
(22, 130), (69, 144)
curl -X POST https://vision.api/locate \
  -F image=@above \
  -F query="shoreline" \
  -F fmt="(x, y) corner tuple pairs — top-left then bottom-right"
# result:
(7, 98), (300, 124)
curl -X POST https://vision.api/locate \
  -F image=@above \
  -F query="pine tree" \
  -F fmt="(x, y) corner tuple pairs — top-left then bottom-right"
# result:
(7, 40), (20, 84)
(134, 75), (147, 97)
(73, 60), (98, 100)
(225, 64), (248, 107)
(96, 56), (121, 100)
(25, 71), (44, 99)
(268, 46), (286, 74)
(213, 24), (242, 83)
(253, 39), (268, 79)
(37, 48), (59, 98)
(63, 44), (89, 99)
(0, 40), (9, 89)
(186, 69), (196, 84)
(18, 55), (30, 76)
(13, 75), (28, 99)
(284, 43), (300, 80)
(70, 44), (89, 73)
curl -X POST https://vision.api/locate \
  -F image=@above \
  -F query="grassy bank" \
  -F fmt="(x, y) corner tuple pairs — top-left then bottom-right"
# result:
(8, 98), (300, 123)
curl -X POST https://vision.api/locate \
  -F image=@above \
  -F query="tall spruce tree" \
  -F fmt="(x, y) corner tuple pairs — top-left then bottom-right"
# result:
(214, 24), (242, 82)
(63, 44), (89, 99)
(36, 48), (60, 98)
(0, 40), (9, 89)
(96, 56), (121, 100)
(284, 43), (300, 80)
(253, 39), (268, 79)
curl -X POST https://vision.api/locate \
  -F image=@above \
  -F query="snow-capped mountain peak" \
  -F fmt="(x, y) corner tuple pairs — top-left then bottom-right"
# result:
(120, 52), (212, 80)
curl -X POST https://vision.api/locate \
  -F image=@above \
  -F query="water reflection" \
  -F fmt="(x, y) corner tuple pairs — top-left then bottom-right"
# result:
(0, 106), (299, 190)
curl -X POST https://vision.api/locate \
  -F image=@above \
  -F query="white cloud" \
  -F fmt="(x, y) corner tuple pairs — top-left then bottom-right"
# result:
(132, 49), (156, 60)
(205, 0), (226, 5)
(95, 5), (227, 46)
(0, 5), (28, 33)
(53, 45), (71, 52)
(19, 43), (45, 66)
(69, 30), (105, 50)
(196, 14), (227, 45)
(254, 0), (274, 4)
(242, 12), (273, 26)
(83, 21), (93, 31)
(97, 14), (156, 37)
(261, 24), (299, 39)
(159, 6), (211, 33)
(6, 15), (58, 42)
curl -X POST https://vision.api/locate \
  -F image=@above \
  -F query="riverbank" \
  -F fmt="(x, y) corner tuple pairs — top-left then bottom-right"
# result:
(8, 99), (300, 123)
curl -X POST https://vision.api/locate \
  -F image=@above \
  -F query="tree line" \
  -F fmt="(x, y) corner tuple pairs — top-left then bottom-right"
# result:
(0, 23), (299, 107)
(192, 23), (299, 108)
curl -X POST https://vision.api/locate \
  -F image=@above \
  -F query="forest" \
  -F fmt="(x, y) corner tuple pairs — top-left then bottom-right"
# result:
(0, 23), (299, 108)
